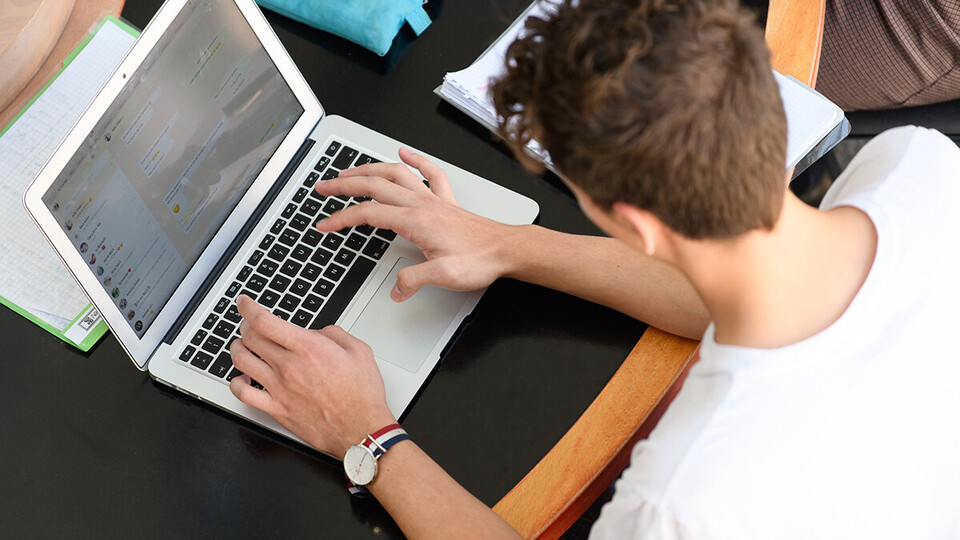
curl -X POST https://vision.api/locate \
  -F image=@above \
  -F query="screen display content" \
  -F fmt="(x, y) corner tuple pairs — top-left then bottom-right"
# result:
(42, 0), (304, 336)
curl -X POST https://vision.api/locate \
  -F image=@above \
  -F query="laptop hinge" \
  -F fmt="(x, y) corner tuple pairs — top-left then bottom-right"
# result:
(162, 137), (316, 345)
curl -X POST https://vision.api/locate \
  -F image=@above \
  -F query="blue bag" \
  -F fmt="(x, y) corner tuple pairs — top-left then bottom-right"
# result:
(256, 0), (432, 56)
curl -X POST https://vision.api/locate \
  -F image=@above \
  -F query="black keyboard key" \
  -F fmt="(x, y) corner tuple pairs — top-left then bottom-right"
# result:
(202, 335), (225, 355)
(225, 282), (242, 298)
(304, 171), (320, 188)
(192, 351), (214, 370)
(301, 199), (322, 216)
(237, 266), (253, 282)
(281, 202), (297, 219)
(290, 213), (310, 231)
(224, 304), (242, 323)
(375, 229), (397, 240)
(191, 329), (207, 346)
(247, 250), (264, 266)
(345, 233), (366, 251)
(311, 247), (333, 266)
(310, 257), (376, 330)
(213, 320), (235, 339)
(209, 352), (233, 378)
(325, 141), (341, 156)
(251, 380), (264, 391)
(362, 238), (390, 260)
(356, 224), (374, 236)
(355, 154), (377, 166)
(302, 294), (323, 312)
(274, 310), (290, 321)
(257, 259), (279, 277)
(227, 367), (243, 381)
(291, 244), (311, 262)
(278, 230), (299, 246)
(321, 234), (344, 251)
(290, 279), (311, 297)
(321, 168), (339, 181)
(270, 219), (286, 235)
(280, 260), (303, 278)
(240, 289), (257, 301)
(332, 146), (359, 169)
(324, 263), (346, 282)
(314, 156), (330, 171)
(269, 274), (292, 292)
(214, 298), (230, 314)
(293, 187), (309, 203)
(179, 345), (196, 362)
(259, 289), (280, 308)
(313, 279), (334, 296)
(247, 274), (268, 292)
(335, 248), (356, 266)
(279, 294), (300, 312)
(308, 187), (325, 201)
(323, 199), (346, 214)
(302, 229), (322, 246)
(292, 310), (313, 328)
(268, 244), (290, 261)
(259, 235), (275, 250)
(301, 262), (322, 281)
(202, 313), (218, 330)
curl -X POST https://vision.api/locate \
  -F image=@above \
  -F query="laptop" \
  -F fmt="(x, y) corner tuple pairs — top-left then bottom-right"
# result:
(24, 0), (538, 449)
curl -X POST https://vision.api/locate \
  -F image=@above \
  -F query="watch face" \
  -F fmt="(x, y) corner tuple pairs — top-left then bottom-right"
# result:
(344, 445), (378, 486)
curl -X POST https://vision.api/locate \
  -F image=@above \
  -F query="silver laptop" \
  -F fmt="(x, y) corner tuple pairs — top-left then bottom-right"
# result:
(24, 0), (538, 448)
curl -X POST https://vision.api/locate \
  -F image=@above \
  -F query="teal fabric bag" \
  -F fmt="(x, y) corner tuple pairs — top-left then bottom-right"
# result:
(256, 0), (432, 56)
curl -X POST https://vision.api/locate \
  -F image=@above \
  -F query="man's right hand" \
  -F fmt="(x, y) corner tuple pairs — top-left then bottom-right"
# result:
(314, 147), (520, 302)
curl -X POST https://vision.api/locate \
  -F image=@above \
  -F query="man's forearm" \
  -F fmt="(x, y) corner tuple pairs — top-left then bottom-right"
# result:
(501, 225), (709, 339)
(369, 442), (522, 539)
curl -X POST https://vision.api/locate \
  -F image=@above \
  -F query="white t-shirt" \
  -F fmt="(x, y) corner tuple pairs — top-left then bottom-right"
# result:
(591, 126), (960, 540)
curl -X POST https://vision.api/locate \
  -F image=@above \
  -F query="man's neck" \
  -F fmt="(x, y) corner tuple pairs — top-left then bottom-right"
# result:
(677, 192), (878, 349)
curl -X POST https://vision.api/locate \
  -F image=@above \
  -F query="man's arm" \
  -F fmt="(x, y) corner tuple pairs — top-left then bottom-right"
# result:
(315, 148), (709, 339)
(229, 296), (522, 539)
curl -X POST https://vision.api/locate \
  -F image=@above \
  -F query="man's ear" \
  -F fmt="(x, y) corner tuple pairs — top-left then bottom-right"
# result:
(611, 202), (665, 257)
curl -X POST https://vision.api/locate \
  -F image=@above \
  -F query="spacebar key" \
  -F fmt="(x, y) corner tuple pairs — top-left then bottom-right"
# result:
(310, 257), (377, 330)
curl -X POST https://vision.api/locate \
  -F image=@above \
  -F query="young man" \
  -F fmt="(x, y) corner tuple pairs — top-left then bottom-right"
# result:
(227, 0), (960, 537)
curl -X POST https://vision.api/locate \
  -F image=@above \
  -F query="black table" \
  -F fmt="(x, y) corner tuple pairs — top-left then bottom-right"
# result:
(1, 2), (646, 536)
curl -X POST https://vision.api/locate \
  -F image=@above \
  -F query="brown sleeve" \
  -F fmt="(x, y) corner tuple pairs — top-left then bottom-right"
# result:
(817, 0), (960, 111)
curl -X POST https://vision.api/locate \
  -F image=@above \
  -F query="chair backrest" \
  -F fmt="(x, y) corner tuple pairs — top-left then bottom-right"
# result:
(492, 2), (826, 538)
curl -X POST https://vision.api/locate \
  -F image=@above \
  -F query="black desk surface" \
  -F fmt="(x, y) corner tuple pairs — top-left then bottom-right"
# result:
(2, 2), (645, 537)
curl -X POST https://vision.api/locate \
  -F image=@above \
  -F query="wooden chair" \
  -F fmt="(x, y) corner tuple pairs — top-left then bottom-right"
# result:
(492, 1), (827, 537)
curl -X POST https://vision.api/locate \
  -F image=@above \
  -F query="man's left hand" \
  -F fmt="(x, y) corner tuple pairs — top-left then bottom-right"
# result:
(229, 294), (396, 458)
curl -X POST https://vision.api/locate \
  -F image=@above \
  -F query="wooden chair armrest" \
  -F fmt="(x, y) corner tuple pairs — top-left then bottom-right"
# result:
(766, 0), (826, 87)
(493, 329), (698, 539)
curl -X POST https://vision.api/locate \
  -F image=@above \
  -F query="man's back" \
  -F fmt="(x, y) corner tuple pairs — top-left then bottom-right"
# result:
(592, 126), (960, 539)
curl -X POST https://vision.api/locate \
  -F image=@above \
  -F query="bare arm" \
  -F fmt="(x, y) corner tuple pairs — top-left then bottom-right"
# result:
(315, 148), (708, 339)
(229, 296), (521, 540)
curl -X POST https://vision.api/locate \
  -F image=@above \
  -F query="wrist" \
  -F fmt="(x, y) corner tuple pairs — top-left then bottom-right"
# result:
(497, 224), (536, 281)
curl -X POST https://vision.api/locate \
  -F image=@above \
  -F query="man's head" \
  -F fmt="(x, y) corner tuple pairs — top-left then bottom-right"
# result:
(492, 0), (787, 241)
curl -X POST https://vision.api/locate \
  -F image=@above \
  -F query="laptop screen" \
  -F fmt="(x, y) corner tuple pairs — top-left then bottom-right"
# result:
(41, 0), (304, 337)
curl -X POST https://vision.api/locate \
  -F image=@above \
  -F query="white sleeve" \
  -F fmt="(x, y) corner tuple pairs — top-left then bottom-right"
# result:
(589, 494), (704, 540)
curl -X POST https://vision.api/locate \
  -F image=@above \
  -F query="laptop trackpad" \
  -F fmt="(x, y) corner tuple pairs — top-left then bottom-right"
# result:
(349, 258), (469, 373)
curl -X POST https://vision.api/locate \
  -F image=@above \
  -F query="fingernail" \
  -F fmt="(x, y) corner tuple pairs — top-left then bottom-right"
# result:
(390, 284), (403, 302)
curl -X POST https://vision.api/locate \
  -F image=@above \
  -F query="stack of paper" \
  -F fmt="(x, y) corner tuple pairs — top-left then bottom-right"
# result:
(437, 0), (846, 175)
(0, 18), (137, 349)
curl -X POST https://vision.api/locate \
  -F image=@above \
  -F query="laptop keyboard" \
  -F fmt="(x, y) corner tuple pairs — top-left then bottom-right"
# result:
(177, 139), (397, 384)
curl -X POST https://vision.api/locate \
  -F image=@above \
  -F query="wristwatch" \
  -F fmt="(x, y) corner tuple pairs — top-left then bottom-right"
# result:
(343, 423), (409, 492)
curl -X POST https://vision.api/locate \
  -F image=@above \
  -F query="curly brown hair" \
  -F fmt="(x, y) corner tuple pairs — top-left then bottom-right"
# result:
(492, 0), (787, 239)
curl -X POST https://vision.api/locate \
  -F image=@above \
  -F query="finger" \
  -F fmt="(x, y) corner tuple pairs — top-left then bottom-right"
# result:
(315, 201), (409, 234)
(236, 319), (288, 367)
(230, 338), (277, 387)
(391, 259), (452, 302)
(317, 325), (369, 356)
(314, 175), (418, 207)
(229, 374), (277, 414)
(340, 161), (429, 193)
(399, 148), (456, 204)
(236, 295), (300, 351)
